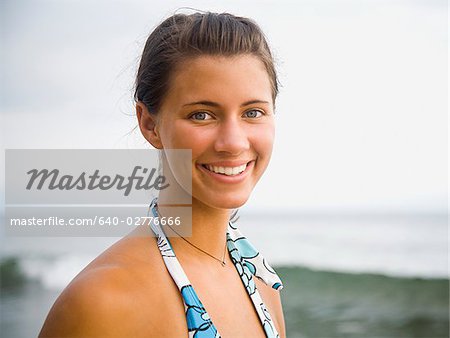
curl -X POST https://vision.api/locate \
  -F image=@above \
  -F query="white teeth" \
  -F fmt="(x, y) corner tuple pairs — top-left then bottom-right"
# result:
(205, 163), (247, 176)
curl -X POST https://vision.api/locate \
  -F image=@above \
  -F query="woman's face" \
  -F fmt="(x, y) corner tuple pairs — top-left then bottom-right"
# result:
(154, 54), (275, 210)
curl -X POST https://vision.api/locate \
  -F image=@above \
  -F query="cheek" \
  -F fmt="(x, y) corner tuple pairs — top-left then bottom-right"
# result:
(253, 124), (275, 157)
(160, 121), (197, 148)
(162, 124), (213, 162)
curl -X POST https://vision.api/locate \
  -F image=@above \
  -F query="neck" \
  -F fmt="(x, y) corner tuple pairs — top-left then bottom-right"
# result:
(156, 194), (232, 267)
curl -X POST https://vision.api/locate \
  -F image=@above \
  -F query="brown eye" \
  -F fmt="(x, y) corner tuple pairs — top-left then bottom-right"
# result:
(243, 109), (263, 118)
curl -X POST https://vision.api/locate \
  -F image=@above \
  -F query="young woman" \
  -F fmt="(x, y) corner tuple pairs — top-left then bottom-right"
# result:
(39, 12), (286, 338)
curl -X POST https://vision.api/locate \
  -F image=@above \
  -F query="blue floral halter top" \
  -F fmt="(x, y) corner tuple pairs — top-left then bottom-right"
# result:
(148, 198), (283, 338)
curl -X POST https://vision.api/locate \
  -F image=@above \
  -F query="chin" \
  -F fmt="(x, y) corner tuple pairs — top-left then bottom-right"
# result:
(194, 190), (251, 210)
(219, 197), (248, 210)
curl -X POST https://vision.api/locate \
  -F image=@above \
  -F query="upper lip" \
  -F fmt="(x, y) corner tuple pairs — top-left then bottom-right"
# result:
(201, 160), (253, 167)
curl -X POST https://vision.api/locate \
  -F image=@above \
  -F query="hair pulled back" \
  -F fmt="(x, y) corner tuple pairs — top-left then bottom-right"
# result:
(134, 11), (278, 114)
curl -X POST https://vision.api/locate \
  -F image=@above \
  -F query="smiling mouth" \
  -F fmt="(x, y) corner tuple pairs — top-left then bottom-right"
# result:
(201, 163), (249, 176)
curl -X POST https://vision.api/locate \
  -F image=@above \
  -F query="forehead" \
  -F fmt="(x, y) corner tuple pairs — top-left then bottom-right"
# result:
(163, 55), (273, 109)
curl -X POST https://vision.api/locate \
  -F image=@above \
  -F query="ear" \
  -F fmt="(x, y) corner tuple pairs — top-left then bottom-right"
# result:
(136, 101), (163, 149)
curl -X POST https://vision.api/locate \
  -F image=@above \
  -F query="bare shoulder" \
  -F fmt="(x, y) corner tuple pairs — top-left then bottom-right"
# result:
(38, 265), (145, 337)
(38, 234), (177, 338)
(254, 278), (287, 338)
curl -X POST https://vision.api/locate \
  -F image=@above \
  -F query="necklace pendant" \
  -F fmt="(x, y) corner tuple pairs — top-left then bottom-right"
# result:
(221, 261), (226, 267)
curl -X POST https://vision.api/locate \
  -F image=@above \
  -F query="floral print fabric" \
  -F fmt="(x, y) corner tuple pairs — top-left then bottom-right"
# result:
(148, 198), (283, 338)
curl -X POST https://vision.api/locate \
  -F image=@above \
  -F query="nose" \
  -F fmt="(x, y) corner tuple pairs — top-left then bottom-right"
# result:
(213, 117), (250, 155)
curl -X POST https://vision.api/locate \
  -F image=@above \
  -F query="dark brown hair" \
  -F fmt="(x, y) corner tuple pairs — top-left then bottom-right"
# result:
(134, 11), (278, 114)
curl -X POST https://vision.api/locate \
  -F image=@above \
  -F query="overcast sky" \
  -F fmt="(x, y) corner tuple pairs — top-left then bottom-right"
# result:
(1, 0), (447, 213)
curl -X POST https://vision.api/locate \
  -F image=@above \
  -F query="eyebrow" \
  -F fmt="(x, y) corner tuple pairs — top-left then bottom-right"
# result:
(182, 99), (270, 108)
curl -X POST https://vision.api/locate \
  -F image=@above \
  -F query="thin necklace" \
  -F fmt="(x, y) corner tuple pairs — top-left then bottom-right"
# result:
(155, 203), (228, 267)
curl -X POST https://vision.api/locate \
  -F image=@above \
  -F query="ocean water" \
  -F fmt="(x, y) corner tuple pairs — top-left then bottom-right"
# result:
(0, 213), (448, 337)
(278, 266), (448, 338)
